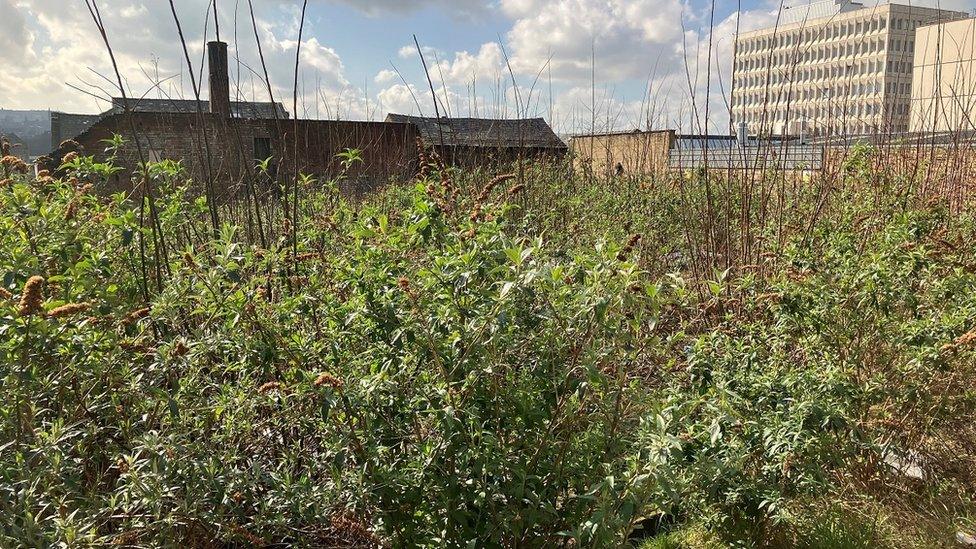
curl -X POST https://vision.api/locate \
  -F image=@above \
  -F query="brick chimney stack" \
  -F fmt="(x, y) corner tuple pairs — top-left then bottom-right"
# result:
(208, 41), (230, 118)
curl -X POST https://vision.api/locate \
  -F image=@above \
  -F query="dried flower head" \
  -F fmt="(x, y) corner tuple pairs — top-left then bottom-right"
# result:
(0, 287), (12, 300)
(172, 339), (189, 357)
(0, 178), (11, 188)
(314, 372), (344, 389)
(59, 139), (81, 152)
(956, 329), (976, 347)
(617, 233), (643, 261)
(119, 340), (157, 354)
(397, 276), (418, 300)
(123, 307), (151, 325)
(258, 381), (283, 394)
(65, 198), (78, 221)
(36, 169), (50, 178)
(47, 302), (90, 319)
(17, 276), (45, 317)
(329, 513), (381, 547)
(478, 173), (515, 203)
(507, 183), (525, 197)
(0, 139), (9, 156)
(62, 151), (79, 164)
(0, 155), (17, 168)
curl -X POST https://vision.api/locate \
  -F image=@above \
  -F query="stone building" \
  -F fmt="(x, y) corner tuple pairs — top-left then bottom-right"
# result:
(732, 0), (969, 136)
(385, 114), (566, 168)
(54, 41), (419, 197)
(910, 17), (976, 133)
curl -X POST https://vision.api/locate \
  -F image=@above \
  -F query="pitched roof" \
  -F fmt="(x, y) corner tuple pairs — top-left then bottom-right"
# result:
(385, 114), (565, 149)
(108, 98), (288, 119)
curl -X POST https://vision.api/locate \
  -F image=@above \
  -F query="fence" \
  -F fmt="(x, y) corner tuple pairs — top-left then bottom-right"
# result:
(668, 144), (824, 171)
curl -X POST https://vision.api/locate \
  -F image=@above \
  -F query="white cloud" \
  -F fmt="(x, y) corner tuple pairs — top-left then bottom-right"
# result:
(0, 0), (359, 118)
(502, 0), (687, 84)
(374, 69), (397, 84)
(398, 45), (417, 59)
(314, 0), (488, 17)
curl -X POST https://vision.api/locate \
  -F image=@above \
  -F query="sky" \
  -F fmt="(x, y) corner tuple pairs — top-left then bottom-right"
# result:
(1, 0), (972, 134)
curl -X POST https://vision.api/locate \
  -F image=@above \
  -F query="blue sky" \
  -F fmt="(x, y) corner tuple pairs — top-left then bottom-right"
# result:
(1, 0), (970, 133)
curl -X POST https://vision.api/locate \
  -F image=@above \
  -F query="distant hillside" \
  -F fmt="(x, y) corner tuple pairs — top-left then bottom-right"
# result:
(0, 109), (52, 157)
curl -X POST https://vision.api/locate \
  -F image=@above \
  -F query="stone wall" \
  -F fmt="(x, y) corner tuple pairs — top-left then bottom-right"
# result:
(569, 130), (675, 179)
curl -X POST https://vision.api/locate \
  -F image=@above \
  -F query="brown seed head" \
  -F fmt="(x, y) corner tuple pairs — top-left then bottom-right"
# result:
(0, 287), (12, 300)
(62, 151), (79, 164)
(47, 302), (90, 319)
(0, 155), (17, 168)
(0, 178), (11, 188)
(17, 276), (45, 317)
(507, 183), (525, 197)
(314, 372), (344, 389)
(36, 169), (50, 178)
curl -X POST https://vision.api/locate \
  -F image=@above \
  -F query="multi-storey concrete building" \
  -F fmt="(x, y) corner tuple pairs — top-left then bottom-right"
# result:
(732, 0), (969, 137)
(910, 18), (976, 133)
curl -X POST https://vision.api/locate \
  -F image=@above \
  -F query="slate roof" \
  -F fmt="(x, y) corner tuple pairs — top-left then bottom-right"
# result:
(385, 114), (566, 149)
(109, 98), (289, 119)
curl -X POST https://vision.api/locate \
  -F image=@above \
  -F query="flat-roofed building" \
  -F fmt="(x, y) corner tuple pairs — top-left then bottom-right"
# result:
(732, 0), (969, 137)
(910, 17), (976, 133)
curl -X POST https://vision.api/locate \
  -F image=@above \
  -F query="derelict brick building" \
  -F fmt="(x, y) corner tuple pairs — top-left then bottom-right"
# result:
(56, 41), (420, 197)
(385, 114), (567, 168)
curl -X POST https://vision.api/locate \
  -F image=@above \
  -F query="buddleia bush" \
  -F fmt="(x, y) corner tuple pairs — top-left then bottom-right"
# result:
(0, 164), (666, 547)
(3, 151), (976, 548)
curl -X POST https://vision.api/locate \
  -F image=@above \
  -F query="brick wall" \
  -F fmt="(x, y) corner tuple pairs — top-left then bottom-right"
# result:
(60, 112), (421, 198)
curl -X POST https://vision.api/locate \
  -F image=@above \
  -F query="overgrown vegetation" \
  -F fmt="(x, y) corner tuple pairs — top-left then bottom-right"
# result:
(1, 144), (975, 547)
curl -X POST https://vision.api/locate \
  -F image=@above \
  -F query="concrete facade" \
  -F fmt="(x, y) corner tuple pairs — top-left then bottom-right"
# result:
(732, 1), (969, 136)
(910, 18), (976, 133)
